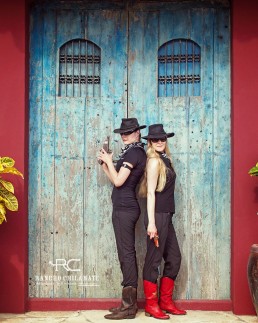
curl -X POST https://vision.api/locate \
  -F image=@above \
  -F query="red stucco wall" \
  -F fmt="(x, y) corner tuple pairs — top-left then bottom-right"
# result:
(231, 0), (258, 315)
(0, 0), (257, 315)
(0, 0), (28, 313)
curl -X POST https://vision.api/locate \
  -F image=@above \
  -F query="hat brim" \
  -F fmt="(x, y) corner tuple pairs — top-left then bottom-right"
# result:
(114, 125), (146, 133)
(142, 132), (175, 140)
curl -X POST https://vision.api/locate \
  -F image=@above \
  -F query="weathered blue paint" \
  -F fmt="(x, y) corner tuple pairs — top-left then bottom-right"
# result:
(29, 1), (230, 300)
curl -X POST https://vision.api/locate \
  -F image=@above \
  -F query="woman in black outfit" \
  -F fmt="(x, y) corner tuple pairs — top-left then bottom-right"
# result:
(139, 124), (186, 320)
(98, 118), (147, 320)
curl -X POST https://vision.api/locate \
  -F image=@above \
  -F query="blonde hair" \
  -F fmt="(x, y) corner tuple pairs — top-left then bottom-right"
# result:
(139, 140), (172, 197)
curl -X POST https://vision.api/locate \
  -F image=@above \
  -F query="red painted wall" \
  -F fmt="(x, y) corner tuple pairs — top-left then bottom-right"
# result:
(0, 0), (257, 315)
(0, 0), (28, 313)
(231, 0), (258, 315)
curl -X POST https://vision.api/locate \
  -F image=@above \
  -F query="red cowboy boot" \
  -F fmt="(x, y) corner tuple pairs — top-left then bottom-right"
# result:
(159, 277), (187, 315)
(143, 280), (170, 320)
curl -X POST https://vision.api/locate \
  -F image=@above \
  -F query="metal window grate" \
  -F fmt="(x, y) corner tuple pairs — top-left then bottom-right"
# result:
(58, 38), (101, 97)
(158, 39), (201, 97)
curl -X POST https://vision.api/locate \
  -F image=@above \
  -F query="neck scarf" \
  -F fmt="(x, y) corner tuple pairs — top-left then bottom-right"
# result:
(158, 151), (172, 167)
(118, 142), (145, 159)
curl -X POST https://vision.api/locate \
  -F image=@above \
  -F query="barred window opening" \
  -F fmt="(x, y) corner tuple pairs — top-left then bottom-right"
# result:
(158, 39), (201, 97)
(58, 38), (101, 97)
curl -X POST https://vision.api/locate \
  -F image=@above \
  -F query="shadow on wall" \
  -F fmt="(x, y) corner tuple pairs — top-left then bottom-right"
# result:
(0, 2), (27, 53)
(234, 0), (258, 43)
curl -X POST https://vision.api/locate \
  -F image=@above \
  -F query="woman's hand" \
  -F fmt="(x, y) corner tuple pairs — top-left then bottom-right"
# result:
(147, 223), (157, 240)
(101, 162), (108, 171)
(98, 148), (113, 166)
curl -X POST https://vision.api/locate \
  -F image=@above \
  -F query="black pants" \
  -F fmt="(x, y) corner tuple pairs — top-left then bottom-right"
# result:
(112, 208), (140, 288)
(143, 212), (181, 283)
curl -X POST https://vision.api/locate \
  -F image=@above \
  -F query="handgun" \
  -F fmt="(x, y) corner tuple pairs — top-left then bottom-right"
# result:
(98, 136), (111, 165)
(154, 233), (159, 248)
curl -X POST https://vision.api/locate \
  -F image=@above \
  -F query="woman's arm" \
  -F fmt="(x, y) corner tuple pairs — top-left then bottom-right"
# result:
(101, 162), (114, 184)
(98, 148), (132, 187)
(146, 158), (159, 240)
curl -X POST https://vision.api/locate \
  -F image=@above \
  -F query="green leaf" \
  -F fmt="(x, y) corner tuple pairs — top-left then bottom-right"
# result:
(0, 213), (7, 224)
(0, 179), (14, 193)
(0, 187), (18, 211)
(248, 163), (258, 177)
(0, 202), (6, 217)
(1, 167), (24, 179)
(0, 157), (15, 168)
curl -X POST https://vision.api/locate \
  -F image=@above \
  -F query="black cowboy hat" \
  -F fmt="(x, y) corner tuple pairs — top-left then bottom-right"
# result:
(142, 124), (175, 139)
(113, 118), (146, 133)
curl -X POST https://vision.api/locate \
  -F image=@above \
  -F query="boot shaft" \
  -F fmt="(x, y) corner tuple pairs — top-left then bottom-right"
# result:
(159, 277), (187, 315)
(143, 280), (170, 320)
(160, 276), (174, 296)
(121, 286), (137, 309)
(143, 280), (159, 300)
(104, 286), (137, 320)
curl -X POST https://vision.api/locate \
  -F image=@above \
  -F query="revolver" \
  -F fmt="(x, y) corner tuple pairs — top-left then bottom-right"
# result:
(98, 136), (111, 165)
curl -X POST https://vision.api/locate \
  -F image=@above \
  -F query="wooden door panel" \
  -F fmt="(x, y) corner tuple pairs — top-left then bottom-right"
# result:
(128, 10), (159, 123)
(30, 8), (58, 298)
(29, 6), (127, 298)
(53, 98), (85, 297)
(128, 6), (230, 300)
(210, 8), (231, 298)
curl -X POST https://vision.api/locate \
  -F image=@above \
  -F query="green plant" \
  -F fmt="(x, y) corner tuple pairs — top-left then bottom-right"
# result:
(0, 157), (24, 224)
(249, 162), (258, 177)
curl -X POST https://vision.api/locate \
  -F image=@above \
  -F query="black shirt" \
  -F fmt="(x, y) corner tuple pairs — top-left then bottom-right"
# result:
(155, 154), (176, 213)
(111, 143), (147, 211)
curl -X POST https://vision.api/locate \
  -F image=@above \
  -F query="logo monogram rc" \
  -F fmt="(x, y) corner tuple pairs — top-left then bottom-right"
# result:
(49, 259), (81, 272)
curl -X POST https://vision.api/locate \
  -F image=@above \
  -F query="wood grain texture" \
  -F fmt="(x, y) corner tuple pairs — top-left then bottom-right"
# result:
(29, 1), (230, 300)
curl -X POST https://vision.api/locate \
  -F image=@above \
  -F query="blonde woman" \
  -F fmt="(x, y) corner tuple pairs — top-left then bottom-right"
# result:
(140, 124), (186, 319)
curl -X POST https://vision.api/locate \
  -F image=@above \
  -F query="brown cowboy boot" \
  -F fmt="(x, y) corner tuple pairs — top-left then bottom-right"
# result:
(108, 303), (138, 314)
(108, 305), (121, 313)
(104, 286), (137, 319)
(108, 285), (138, 313)
(108, 290), (138, 314)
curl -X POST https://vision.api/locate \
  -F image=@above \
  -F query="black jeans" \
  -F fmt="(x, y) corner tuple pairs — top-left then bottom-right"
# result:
(112, 208), (140, 288)
(143, 212), (181, 283)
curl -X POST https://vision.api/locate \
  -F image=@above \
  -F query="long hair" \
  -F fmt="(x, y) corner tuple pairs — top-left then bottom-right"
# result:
(139, 140), (172, 197)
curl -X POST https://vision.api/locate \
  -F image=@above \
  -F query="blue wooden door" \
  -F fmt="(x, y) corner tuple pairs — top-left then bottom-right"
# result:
(128, 4), (231, 300)
(29, 4), (129, 298)
(29, 1), (230, 300)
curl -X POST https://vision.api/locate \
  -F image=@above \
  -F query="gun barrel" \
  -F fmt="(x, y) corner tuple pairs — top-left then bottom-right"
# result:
(98, 136), (111, 165)
(103, 136), (111, 153)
